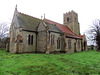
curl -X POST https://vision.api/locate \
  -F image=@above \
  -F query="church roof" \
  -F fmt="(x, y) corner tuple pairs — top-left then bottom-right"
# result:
(18, 12), (40, 31)
(18, 12), (60, 33)
(17, 12), (82, 39)
(45, 19), (81, 39)
(45, 22), (61, 33)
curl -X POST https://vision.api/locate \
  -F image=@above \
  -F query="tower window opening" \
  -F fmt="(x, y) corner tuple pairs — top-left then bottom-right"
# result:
(67, 17), (69, 22)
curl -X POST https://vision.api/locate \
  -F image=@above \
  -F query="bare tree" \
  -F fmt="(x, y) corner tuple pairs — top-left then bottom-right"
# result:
(0, 23), (9, 39)
(0, 22), (9, 48)
(87, 19), (100, 50)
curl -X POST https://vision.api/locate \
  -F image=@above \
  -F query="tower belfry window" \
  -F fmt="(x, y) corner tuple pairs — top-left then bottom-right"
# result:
(67, 17), (69, 22)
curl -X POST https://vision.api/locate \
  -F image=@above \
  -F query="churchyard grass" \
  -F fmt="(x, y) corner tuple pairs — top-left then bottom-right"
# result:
(0, 49), (100, 75)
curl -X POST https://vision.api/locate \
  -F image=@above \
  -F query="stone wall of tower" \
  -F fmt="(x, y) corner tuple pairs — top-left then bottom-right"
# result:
(63, 10), (80, 35)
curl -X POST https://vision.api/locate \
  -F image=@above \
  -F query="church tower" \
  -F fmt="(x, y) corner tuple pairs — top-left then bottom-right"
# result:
(63, 10), (80, 35)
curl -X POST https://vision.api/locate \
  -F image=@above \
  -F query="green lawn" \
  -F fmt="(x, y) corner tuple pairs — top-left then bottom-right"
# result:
(0, 49), (100, 75)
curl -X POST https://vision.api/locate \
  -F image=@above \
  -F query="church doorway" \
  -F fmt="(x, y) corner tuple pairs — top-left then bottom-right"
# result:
(16, 35), (23, 53)
(16, 40), (23, 53)
(74, 43), (77, 52)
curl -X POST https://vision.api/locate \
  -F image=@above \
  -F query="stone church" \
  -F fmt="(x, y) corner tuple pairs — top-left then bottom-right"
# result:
(7, 6), (87, 54)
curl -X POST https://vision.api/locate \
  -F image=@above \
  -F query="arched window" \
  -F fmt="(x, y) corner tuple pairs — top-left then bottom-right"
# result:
(57, 39), (58, 49)
(51, 35), (52, 46)
(28, 34), (33, 45)
(59, 39), (60, 49)
(51, 34), (55, 46)
(67, 17), (69, 22)
(68, 40), (71, 49)
(31, 35), (33, 45)
(53, 35), (55, 44)
(28, 35), (30, 45)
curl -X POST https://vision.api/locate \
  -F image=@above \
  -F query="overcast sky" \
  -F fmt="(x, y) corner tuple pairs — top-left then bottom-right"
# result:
(0, 0), (100, 35)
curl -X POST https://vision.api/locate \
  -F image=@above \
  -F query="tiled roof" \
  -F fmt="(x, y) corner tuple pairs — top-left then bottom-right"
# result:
(18, 12), (40, 31)
(45, 19), (81, 39)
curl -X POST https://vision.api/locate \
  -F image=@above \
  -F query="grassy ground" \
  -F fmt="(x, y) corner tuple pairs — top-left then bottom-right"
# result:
(0, 49), (100, 75)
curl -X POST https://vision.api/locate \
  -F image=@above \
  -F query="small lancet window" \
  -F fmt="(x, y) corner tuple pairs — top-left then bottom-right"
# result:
(28, 35), (30, 45)
(31, 35), (33, 45)
(53, 35), (55, 45)
(51, 34), (55, 46)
